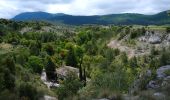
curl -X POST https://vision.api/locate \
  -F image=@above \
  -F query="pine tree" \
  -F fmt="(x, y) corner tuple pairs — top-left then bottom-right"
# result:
(66, 47), (77, 67)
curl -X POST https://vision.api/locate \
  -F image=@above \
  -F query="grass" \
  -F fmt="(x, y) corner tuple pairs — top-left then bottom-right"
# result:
(147, 25), (166, 31)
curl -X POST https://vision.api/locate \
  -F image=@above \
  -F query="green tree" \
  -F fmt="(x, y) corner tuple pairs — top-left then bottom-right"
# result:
(75, 46), (86, 82)
(57, 72), (83, 100)
(15, 48), (30, 66)
(66, 47), (78, 67)
(166, 27), (170, 33)
(44, 44), (55, 56)
(45, 57), (57, 81)
(11, 22), (19, 30)
(28, 56), (43, 74)
(0, 56), (15, 91)
(33, 22), (41, 30)
(19, 82), (38, 100)
(29, 41), (40, 56)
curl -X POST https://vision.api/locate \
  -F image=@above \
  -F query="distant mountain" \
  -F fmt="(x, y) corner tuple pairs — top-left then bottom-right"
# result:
(12, 11), (170, 25)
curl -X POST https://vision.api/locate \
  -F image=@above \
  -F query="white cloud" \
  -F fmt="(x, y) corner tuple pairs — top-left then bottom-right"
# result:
(0, 0), (169, 18)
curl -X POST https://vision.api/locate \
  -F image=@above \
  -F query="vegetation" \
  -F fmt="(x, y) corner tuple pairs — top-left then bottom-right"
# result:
(0, 19), (170, 99)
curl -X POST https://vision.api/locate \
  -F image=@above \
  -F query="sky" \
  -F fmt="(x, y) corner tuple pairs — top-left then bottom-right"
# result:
(0, 0), (170, 18)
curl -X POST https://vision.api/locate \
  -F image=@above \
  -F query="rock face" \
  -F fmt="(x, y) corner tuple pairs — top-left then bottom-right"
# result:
(41, 69), (59, 88)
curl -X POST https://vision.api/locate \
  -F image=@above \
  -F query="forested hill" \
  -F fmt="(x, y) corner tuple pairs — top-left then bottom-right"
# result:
(12, 10), (170, 25)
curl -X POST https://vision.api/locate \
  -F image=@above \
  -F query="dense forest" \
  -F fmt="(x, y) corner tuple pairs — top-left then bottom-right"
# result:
(0, 18), (170, 100)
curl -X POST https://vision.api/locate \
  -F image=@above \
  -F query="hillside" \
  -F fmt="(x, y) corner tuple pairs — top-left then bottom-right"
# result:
(12, 11), (170, 25)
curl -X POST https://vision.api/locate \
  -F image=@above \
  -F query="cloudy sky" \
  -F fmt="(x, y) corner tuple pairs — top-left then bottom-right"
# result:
(0, 0), (170, 18)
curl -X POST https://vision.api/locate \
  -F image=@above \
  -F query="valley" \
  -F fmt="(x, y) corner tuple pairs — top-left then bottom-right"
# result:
(0, 12), (170, 100)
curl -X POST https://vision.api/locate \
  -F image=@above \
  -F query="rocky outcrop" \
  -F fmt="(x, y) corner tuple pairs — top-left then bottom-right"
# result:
(138, 30), (162, 44)
(147, 65), (170, 89)
(41, 69), (59, 88)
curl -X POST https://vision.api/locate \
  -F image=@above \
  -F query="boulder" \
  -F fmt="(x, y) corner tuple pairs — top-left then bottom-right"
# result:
(153, 92), (165, 100)
(149, 35), (161, 44)
(156, 65), (170, 79)
(147, 80), (160, 89)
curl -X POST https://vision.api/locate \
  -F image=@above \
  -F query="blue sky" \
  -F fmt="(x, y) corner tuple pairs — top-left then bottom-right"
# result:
(0, 0), (170, 18)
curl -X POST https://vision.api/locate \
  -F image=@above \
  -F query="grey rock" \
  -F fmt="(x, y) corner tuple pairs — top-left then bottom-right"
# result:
(149, 35), (161, 44)
(43, 95), (57, 100)
(157, 65), (170, 79)
(146, 70), (152, 77)
(147, 80), (160, 89)
(164, 76), (170, 81)
(167, 34), (170, 42)
(161, 81), (168, 87)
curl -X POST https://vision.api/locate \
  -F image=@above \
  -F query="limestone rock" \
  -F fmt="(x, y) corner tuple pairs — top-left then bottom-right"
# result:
(149, 35), (161, 44)
(156, 65), (170, 79)
(147, 80), (160, 89)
